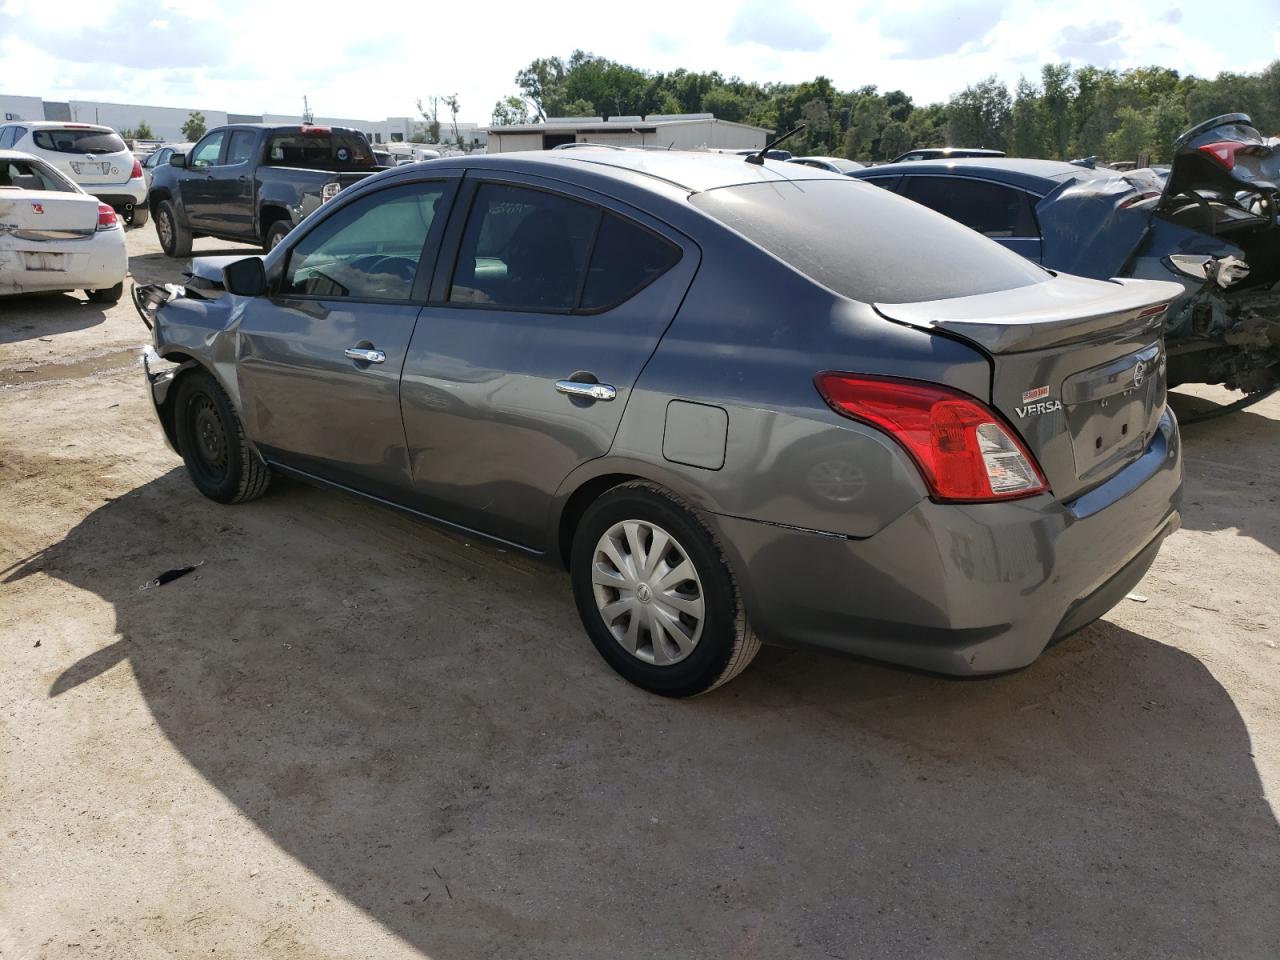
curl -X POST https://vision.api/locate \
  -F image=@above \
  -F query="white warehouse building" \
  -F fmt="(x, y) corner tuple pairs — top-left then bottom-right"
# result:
(486, 114), (771, 153)
(0, 95), (486, 149)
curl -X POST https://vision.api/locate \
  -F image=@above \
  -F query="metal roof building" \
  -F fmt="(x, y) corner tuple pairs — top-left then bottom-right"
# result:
(485, 113), (771, 154)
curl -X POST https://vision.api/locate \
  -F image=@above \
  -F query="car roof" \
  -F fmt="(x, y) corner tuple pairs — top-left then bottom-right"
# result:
(857, 157), (1111, 192)
(453, 148), (848, 194)
(4, 120), (116, 132)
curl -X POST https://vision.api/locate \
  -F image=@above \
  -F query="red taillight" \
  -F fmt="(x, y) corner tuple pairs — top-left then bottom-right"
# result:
(96, 202), (119, 230)
(814, 373), (1049, 503)
(130, 158), (143, 179)
(1198, 141), (1245, 170)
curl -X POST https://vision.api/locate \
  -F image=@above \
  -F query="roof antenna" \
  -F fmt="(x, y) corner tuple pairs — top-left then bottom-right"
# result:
(745, 123), (805, 165)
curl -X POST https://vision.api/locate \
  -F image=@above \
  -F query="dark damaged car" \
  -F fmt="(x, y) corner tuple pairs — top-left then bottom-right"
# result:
(854, 115), (1280, 395)
(134, 151), (1183, 697)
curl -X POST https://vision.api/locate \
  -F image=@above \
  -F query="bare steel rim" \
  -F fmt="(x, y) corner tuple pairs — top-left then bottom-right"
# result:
(156, 207), (173, 247)
(591, 519), (706, 666)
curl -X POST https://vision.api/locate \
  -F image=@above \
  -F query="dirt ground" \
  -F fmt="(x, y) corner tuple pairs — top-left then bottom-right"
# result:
(1, 224), (1277, 960)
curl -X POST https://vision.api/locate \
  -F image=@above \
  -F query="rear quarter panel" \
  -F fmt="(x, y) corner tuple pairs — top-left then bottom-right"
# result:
(585, 227), (994, 540)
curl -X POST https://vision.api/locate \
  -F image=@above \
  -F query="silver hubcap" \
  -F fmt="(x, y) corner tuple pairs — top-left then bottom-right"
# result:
(591, 519), (705, 666)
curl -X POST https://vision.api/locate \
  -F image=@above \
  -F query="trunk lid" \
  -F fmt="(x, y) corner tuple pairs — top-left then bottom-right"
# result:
(0, 189), (98, 239)
(875, 274), (1185, 501)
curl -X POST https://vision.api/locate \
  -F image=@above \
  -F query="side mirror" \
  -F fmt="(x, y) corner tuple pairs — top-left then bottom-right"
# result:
(169, 153), (187, 168)
(222, 256), (267, 297)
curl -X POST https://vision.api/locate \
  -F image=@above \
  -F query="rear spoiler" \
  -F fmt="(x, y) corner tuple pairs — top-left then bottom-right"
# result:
(875, 276), (1185, 354)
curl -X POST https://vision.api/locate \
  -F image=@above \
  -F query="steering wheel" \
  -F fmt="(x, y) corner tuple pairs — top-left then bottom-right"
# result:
(350, 254), (417, 282)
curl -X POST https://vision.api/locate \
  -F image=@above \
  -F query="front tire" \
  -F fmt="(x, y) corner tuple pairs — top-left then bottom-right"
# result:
(155, 200), (192, 258)
(85, 282), (123, 304)
(173, 370), (270, 504)
(570, 482), (760, 697)
(265, 220), (292, 250)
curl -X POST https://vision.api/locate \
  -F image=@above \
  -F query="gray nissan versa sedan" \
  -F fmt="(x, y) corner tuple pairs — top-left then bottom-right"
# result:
(135, 149), (1184, 697)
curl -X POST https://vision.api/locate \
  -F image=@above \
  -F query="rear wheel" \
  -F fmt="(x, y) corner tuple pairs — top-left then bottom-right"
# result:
(155, 200), (191, 258)
(126, 204), (150, 227)
(570, 482), (760, 697)
(265, 220), (292, 250)
(85, 283), (123, 304)
(173, 369), (270, 504)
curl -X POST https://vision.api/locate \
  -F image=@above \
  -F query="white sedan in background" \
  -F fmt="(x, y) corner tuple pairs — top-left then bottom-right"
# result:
(0, 149), (128, 303)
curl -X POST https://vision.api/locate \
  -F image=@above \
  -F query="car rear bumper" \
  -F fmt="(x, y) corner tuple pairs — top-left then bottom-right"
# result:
(713, 409), (1183, 676)
(0, 231), (128, 294)
(86, 180), (147, 208)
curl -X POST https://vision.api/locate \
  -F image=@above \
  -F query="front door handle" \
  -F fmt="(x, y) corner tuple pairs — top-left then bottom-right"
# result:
(555, 379), (616, 401)
(345, 347), (386, 364)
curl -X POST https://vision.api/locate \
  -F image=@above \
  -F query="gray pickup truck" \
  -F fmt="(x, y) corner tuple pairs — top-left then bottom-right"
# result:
(147, 123), (380, 257)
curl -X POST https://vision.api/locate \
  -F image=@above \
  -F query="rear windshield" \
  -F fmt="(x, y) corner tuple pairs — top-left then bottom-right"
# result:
(265, 130), (375, 171)
(0, 157), (78, 192)
(691, 178), (1048, 304)
(32, 128), (127, 155)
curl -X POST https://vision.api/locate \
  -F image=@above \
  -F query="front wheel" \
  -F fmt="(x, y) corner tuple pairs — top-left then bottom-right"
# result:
(172, 369), (270, 504)
(155, 200), (192, 258)
(570, 482), (761, 697)
(265, 220), (292, 250)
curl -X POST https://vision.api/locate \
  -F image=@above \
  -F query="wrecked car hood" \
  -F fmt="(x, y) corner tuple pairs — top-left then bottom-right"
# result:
(1035, 169), (1164, 281)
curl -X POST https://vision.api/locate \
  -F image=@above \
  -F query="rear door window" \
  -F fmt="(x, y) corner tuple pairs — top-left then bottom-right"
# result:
(581, 215), (681, 310)
(226, 130), (257, 165)
(32, 128), (127, 155)
(282, 182), (445, 301)
(449, 183), (599, 311)
(0, 127), (13, 149)
(900, 176), (1040, 238)
(265, 130), (375, 171)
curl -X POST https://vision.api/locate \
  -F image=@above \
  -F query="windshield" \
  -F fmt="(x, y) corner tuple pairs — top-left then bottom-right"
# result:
(691, 178), (1048, 304)
(265, 130), (376, 171)
(32, 128), (127, 155)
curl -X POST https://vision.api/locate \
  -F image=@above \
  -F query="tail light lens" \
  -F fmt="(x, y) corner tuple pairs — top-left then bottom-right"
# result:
(321, 181), (341, 203)
(815, 373), (1048, 503)
(96, 202), (119, 230)
(130, 158), (143, 179)
(1198, 141), (1246, 170)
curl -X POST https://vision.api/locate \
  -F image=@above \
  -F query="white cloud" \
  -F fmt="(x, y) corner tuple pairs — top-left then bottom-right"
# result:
(0, 0), (1275, 123)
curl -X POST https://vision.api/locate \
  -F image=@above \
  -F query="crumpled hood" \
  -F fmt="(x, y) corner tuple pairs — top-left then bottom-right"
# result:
(1035, 169), (1165, 280)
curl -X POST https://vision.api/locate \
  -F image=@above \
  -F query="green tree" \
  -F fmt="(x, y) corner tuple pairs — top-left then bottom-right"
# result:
(491, 96), (531, 126)
(1010, 77), (1043, 158)
(878, 120), (912, 159)
(701, 86), (747, 122)
(416, 98), (440, 142)
(181, 112), (206, 141)
(134, 120), (154, 140)
(515, 57), (568, 120)
(1106, 106), (1155, 163)
(946, 76), (1012, 150)
(557, 99), (597, 118)
(1039, 63), (1075, 158)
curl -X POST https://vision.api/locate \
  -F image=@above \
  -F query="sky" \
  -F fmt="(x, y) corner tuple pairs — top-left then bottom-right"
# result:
(1, 0), (1278, 124)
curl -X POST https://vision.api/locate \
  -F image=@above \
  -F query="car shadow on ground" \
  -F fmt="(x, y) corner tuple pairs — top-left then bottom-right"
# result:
(0, 292), (109, 344)
(1169, 390), (1280, 555)
(8, 471), (1279, 958)
(128, 245), (262, 286)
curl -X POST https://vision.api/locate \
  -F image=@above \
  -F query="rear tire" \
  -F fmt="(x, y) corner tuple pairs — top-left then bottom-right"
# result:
(85, 283), (123, 304)
(264, 219), (292, 250)
(155, 200), (192, 258)
(173, 369), (270, 504)
(127, 204), (150, 227)
(570, 481), (761, 697)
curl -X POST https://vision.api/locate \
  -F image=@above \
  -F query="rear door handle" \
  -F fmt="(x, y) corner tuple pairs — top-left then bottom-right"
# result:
(555, 379), (616, 401)
(345, 347), (386, 364)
